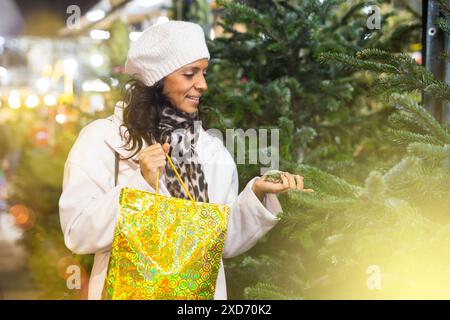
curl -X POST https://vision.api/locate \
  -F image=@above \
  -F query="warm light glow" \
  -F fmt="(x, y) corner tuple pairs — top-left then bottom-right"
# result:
(129, 32), (143, 42)
(156, 16), (169, 25)
(110, 78), (119, 87)
(86, 10), (105, 22)
(44, 94), (57, 106)
(82, 79), (110, 92)
(90, 54), (104, 67)
(9, 204), (35, 231)
(0, 66), (7, 77)
(63, 58), (78, 77)
(90, 29), (110, 40)
(8, 91), (20, 109)
(55, 113), (67, 124)
(25, 95), (39, 108)
(36, 78), (50, 92)
(209, 29), (215, 40)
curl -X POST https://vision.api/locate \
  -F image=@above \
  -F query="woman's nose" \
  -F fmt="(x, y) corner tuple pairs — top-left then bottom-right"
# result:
(194, 74), (208, 92)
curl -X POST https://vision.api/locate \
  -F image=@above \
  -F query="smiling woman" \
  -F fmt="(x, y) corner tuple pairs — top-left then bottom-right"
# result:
(163, 59), (209, 114)
(59, 20), (308, 301)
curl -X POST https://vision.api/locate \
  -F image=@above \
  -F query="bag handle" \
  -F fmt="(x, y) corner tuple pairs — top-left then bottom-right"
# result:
(156, 151), (197, 207)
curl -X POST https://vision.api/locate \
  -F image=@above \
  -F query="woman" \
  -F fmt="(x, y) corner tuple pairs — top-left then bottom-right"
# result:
(59, 20), (312, 300)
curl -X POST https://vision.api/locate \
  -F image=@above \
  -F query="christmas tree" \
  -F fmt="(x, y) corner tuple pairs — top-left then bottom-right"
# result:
(203, 0), (421, 185)
(223, 1), (450, 299)
(202, 0), (430, 299)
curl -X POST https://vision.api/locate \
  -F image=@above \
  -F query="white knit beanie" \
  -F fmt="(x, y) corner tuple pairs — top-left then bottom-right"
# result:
(124, 20), (210, 87)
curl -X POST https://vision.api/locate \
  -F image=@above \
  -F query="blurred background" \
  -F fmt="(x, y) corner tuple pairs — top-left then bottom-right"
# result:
(1, 0), (450, 300)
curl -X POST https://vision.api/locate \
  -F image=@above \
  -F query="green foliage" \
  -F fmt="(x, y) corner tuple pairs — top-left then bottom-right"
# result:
(237, 95), (450, 299)
(205, 0), (418, 183)
(320, 48), (450, 99)
(219, 1), (450, 299)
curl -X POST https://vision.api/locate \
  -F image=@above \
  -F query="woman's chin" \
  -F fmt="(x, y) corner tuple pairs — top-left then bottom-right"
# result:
(177, 103), (198, 114)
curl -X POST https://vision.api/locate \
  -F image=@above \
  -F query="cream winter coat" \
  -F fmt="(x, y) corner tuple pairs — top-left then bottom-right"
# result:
(59, 102), (283, 300)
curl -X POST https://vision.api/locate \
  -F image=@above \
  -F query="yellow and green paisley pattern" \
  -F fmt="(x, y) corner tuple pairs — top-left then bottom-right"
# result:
(104, 187), (230, 300)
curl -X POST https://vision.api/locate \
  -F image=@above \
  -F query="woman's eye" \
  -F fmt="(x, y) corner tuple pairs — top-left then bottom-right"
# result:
(184, 74), (194, 78)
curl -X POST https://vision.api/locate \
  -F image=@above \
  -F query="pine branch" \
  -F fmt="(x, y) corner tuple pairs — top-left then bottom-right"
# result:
(356, 48), (415, 67)
(439, 51), (450, 61)
(383, 157), (419, 186)
(319, 52), (399, 73)
(437, 0), (450, 16)
(436, 17), (450, 35)
(386, 128), (442, 146)
(321, 50), (450, 100)
(390, 94), (450, 143)
(244, 282), (296, 300)
(359, 171), (387, 200)
(293, 164), (362, 198)
(283, 192), (359, 214)
(388, 112), (430, 135)
(407, 142), (450, 161)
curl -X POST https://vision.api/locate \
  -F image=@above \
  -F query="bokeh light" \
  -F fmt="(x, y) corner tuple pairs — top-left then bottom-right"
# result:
(55, 113), (67, 124)
(9, 204), (36, 231)
(44, 94), (57, 106)
(25, 95), (39, 108)
(8, 91), (21, 109)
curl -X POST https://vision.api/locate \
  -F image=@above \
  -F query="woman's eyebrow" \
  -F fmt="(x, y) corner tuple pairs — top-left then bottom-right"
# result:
(184, 66), (209, 72)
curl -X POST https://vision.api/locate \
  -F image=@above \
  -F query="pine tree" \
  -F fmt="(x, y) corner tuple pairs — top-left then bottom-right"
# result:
(203, 0), (420, 184)
(226, 2), (450, 300)
(203, 0), (425, 299)
(229, 93), (450, 299)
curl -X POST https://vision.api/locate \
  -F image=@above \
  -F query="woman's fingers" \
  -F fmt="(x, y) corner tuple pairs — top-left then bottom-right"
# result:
(284, 172), (296, 189)
(285, 172), (315, 193)
(294, 175), (304, 191)
(255, 172), (314, 195)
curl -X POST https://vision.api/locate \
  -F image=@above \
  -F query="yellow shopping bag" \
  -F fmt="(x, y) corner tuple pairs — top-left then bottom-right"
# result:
(104, 152), (230, 300)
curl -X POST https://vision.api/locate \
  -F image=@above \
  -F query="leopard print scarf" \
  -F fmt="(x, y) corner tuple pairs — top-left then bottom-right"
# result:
(156, 105), (209, 203)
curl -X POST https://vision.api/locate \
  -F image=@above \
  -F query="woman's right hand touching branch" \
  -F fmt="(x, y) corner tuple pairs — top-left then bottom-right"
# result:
(138, 143), (170, 189)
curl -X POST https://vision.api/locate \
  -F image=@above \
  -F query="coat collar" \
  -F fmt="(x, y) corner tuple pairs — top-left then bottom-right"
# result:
(104, 102), (221, 166)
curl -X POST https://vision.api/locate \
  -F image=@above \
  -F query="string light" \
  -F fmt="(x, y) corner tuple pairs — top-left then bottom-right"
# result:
(8, 91), (21, 109)
(36, 78), (50, 93)
(129, 32), (143, 42)
(63, 59), (78, 77)
(25, 95), (39, 108)
(44, 94), (57, 106)
(90, 54), (104, 67)
(82, 79), (110, 92)
(55, 113), (67, 124)
(86, 10), (105, 22)
(90, 30), (110, 40)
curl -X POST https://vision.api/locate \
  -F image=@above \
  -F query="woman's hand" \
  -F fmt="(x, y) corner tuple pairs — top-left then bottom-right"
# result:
(251, 171), (314, 202)
(139, 143), (170, 189)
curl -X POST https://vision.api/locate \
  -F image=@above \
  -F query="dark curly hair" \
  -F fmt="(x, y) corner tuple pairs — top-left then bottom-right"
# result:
(120, 78), (172, 160)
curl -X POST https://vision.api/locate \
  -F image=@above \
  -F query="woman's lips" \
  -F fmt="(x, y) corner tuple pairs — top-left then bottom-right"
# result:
(186, 96), (200, 105)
